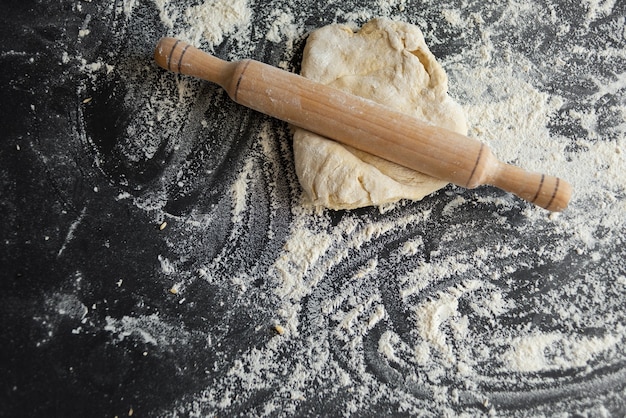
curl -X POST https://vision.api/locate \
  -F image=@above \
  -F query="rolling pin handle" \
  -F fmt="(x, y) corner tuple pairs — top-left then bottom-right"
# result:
(490, 163), (572, 211)
(154, 37), (237, 91)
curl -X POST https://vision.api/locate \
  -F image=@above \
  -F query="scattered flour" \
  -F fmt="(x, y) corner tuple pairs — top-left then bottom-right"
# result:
(503, 332), (621, 373)
(71, 0), (626, 415)
(183, 0), (252, 46)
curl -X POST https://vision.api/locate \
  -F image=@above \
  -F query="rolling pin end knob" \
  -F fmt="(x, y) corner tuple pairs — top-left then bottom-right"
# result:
(154, 37), (194, 74)
(154, 37), (234, 88)
(492, 163), (572, 212)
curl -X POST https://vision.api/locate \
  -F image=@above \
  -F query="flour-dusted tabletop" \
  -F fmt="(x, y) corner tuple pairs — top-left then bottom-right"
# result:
(2, 0), (624, 416)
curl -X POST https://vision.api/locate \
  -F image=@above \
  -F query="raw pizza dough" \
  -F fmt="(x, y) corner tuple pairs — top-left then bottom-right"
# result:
(293, 18), (468, 210)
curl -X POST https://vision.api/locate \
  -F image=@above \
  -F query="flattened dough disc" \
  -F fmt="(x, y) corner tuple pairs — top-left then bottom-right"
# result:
(293, 18), (468, 210)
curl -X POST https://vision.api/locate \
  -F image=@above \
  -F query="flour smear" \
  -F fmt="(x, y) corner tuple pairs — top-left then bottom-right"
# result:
(75, 0), (626, 416)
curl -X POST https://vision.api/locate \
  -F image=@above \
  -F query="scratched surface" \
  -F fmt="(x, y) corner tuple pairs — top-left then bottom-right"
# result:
(2, 0), (625, 416)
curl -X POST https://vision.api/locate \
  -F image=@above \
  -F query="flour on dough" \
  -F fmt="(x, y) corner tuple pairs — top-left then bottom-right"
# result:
(293, 18), (468, 210)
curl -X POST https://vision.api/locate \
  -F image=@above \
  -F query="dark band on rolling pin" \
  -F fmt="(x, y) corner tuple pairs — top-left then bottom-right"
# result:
(177, 44), (191, 74)
(531, 174), (545, 204)
(233, 60), (251, 103)
(466, 143), (485, 188)
(166, 39), (181, 72)
(545, 178), (560, 210)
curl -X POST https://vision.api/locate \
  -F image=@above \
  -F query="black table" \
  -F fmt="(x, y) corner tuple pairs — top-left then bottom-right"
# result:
(2, 0), (625, 416)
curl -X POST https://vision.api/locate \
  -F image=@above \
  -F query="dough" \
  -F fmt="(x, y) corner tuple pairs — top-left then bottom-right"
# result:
(293, 18), (468, 210)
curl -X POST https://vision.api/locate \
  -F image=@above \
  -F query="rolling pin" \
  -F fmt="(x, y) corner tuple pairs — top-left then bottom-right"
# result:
(154, 38), (572, 211)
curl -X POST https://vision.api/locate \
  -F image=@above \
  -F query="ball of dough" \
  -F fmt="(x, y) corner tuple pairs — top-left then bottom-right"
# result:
(293, 18), (468, 210)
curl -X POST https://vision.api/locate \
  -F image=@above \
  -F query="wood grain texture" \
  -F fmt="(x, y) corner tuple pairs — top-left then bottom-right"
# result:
(154, 37), (572, 211)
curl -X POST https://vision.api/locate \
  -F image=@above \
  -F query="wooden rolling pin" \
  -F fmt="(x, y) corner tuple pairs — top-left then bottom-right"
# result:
(154, 38), (572, 211)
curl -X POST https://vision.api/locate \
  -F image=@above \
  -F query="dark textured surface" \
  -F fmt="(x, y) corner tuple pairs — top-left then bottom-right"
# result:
(2, 1), (625, 416)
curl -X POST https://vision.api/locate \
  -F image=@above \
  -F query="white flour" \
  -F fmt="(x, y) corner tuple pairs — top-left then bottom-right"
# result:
(72, 0), (626, 415)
